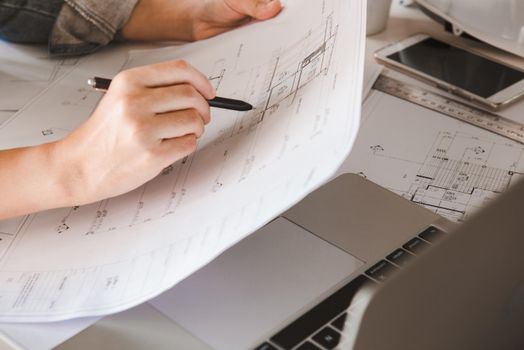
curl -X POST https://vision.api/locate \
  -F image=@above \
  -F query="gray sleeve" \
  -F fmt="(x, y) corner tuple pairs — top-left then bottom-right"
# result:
(0, 0), (64, 44)
(50, 0), (139, 56)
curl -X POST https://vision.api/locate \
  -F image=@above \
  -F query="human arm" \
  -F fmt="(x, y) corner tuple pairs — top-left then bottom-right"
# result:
(121, 0), (283, 41)
(0, 60), (214, 220)
(0, 0), (282, 56)
(0, 0), (282, 219)
(0, 0), (139, 55)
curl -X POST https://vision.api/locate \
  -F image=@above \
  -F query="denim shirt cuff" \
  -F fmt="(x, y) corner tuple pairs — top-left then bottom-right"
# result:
(49, 0), (139, 56)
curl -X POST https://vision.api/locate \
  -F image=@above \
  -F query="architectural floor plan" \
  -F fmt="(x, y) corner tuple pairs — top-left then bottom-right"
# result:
(0, 0), (365, 322)
(0, 41), (79, 115)
(341, 91), (524, 222)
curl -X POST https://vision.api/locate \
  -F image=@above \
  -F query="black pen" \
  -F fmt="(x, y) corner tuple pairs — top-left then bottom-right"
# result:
(87, 76), (253, 112)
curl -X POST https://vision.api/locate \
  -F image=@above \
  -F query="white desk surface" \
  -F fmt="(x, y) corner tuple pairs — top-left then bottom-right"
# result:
(2, 1), (524, 349)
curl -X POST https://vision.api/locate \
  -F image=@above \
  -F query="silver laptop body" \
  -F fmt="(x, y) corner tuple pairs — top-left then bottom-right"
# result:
(346, 174), (524, 350)
(56, 173), (524, 349)
(55, 173), (458, 349)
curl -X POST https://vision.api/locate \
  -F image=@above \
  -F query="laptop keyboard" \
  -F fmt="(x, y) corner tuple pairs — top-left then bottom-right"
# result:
(255, 225), (446, 350)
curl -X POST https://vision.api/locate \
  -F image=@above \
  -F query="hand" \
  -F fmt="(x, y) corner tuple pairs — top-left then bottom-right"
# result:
(121, 0), (283, 42)
(57, 60), (215, 206)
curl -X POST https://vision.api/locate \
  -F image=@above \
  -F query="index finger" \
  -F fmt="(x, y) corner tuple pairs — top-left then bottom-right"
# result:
(126, 60), (216, 100)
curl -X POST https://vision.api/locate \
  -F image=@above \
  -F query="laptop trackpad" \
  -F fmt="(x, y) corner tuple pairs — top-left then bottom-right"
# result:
(149, 217), (364, 350)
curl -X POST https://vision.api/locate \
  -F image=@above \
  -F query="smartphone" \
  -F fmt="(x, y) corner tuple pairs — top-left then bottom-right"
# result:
(374, 33), (524, 110)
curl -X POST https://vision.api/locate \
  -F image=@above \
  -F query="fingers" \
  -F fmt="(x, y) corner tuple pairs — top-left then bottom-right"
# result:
(114, 59), (216, 100)
(151, 109), (206, 140)
(106, 60), (212, 168)
(158, 134), (198, 165)
(148, 84), (210, 123)
(224, 0), (283, 20)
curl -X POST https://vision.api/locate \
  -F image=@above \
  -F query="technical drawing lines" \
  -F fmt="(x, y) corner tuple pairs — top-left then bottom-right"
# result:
(418, 155), (514, 195)
(52, 152), (197, 236)
(258, 14), (338, 122)
(364, 130), (524, 222)
(0, 216), (27, 262)
(209, 60), (226, 91)
(0, 57), (79, 85)
(0, 111), (14, 127)
(5, 10), (344, 239)
(198, 12), (340, 189)
(407, 132), (524, 221)
(47, 57), (81, 84)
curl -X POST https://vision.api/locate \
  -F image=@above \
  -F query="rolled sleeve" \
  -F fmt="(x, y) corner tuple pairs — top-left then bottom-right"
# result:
(50, 0), (139, 56)
(0, 0), (64, 44)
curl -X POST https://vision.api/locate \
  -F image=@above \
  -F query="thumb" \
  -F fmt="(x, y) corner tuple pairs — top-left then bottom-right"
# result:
(226, 0), (283, 20)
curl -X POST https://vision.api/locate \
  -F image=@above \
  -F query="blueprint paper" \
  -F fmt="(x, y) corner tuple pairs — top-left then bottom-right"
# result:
(0, 0), (365, 322)
(0, 317), (100, 350)
(0, 45), (135, 148)
(0, 111), (14, 127)
(339, 90), (524, 222)
(0, 42), (80, 112)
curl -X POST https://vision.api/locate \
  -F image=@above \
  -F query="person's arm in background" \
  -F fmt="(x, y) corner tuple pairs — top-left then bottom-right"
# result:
(0, 0), (282, 55)
(0, 0), (139, 55)
(0, 0), (282, 220)
(121, 0), (283, 42)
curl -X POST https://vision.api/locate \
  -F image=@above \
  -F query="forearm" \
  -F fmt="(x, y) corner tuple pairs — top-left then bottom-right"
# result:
(120, 0), (194, 41)
(0, 0), (282, 56)
(0, 142), (74, 219)
(121, 0), (283, 42)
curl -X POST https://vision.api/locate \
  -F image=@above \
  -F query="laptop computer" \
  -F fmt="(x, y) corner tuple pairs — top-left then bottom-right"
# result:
(345, 172), (524, 350)
(53, 173), (523, 349)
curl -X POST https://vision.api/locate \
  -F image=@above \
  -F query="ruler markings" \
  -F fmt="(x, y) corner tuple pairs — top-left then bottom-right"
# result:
(373, 75), (524, 145)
